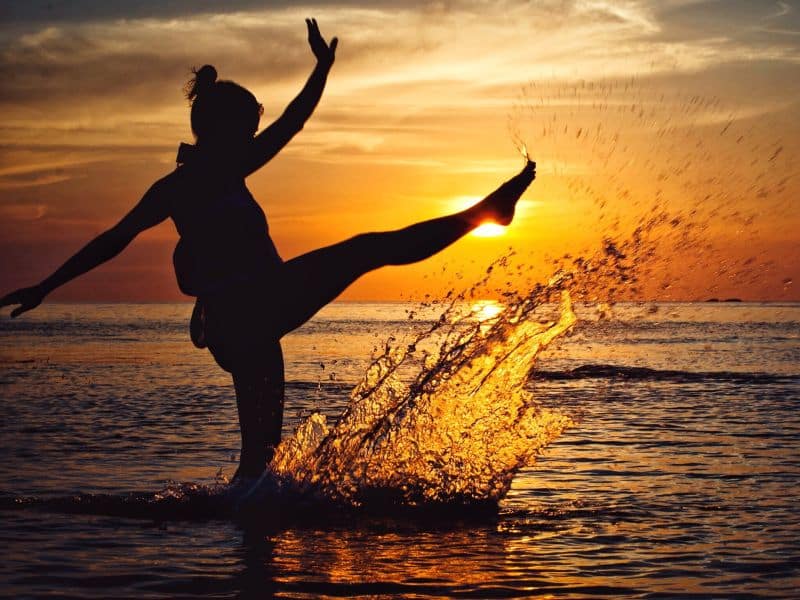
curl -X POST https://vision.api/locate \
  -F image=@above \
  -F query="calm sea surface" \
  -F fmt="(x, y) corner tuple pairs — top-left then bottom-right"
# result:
(1, 301), (798, 598)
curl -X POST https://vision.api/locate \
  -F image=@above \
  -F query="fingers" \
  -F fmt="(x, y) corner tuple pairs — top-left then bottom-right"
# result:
(0, 291), (18, 308)
(306, 17), (330, 43)
(10, 300), (33, 318)
(305, 17), (337, 60)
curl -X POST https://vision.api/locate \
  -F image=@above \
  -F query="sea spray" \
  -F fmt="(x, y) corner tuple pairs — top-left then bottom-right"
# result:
(267, 220), (655, 509)
(272, 288), (577, 506)
(507, 77), (795, 301)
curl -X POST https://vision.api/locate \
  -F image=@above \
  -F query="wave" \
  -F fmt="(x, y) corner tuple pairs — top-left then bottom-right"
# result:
(0, 480), (499, 522)
(0, 485), (231, 521)
(534, 364), (798, 384)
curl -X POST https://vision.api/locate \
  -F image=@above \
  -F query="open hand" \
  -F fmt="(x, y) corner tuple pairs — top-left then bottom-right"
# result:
(306, 18), (338, 67)
(0, 285), (46, 318)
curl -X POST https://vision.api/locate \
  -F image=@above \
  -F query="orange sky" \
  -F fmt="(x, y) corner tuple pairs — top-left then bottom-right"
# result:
(0, 1), (798, 301)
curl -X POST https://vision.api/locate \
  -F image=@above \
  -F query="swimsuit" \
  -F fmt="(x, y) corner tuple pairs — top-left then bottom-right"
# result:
(171, 143), (283, 372)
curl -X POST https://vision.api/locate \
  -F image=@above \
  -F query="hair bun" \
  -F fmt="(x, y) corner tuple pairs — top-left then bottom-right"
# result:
(186, 64), (218, 101)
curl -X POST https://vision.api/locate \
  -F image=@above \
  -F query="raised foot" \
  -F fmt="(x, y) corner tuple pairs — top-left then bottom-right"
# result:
(480, 160), (536, 226)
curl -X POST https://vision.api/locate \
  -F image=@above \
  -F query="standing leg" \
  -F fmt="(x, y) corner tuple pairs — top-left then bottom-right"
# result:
(230, 339), (285, 480)
(274, 161), (536, 337)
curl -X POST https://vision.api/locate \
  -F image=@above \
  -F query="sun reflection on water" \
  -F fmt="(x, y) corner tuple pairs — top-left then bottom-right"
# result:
(471, 300), (504, 321)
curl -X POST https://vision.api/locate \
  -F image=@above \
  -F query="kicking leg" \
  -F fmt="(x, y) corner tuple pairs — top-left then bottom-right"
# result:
(274, 161), (536, 336)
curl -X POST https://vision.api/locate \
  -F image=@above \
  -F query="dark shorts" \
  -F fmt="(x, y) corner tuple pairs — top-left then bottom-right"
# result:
(186, 233), (380, 374)
(190, 282), (280, 374)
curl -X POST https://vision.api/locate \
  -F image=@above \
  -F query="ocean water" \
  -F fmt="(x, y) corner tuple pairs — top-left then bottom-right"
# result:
(1, 301), (799, 598)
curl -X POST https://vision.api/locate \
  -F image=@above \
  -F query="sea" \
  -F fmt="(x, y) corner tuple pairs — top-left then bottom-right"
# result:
(1, 300), (798, 598)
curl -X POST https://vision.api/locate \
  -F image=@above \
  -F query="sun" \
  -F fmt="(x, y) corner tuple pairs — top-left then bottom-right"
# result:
(449, 196), (507, 237)
(472, 222), (506, 237)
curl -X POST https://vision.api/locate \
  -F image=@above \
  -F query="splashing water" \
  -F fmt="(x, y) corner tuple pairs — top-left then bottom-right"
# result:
(259, 213), (647, 510)
(271, 288), (577, 507)
(507, 77), (796, 301)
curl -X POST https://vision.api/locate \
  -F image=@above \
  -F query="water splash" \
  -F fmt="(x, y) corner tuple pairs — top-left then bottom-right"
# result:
(263, 211), (648, 509)
(508, 76), (796, 301)
(271, 289), (577, 507)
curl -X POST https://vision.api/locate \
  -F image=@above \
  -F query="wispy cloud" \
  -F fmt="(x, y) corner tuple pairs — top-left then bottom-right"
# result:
(1, 1), (797, 169)
(0, 203), (48, 219)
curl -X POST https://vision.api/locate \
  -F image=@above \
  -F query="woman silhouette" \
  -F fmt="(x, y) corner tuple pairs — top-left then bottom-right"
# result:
(1, 19), (535, 482)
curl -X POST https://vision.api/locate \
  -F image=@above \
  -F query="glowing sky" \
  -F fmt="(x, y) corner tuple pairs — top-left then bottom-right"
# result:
(1, 0), (798, 301)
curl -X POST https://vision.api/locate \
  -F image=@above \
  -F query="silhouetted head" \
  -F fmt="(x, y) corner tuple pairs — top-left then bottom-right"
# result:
(185, 65), (263, 150)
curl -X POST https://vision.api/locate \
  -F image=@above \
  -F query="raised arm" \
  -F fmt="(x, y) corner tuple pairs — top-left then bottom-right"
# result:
(0, 178), (172, 317)
(243, 18), (338, 176)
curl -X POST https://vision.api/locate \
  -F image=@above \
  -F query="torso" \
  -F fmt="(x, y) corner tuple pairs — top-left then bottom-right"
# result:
(167, 153), (283, 297)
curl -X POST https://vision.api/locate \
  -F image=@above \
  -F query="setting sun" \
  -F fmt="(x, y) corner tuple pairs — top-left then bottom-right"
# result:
(472, 223), (506, 237)
(449, 196), (508, 238)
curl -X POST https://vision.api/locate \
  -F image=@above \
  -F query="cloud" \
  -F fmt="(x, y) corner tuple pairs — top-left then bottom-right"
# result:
(0, 0), (431, 26)
(2, 1), (797, 123)
(0, 203), (48, 219)
(0, 172), (74, 190)
(763, 1), (792, 20)
(643, 0), (800, 46)
(1, 2), (798, 186)
(574, 0), (660, 33)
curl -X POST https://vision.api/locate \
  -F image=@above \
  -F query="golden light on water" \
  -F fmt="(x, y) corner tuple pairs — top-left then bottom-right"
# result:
(272, 292), (576, 504)
(471, 300), (504, 321)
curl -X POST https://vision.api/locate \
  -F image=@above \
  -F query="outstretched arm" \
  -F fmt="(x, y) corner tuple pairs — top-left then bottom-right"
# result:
(0, 179), (171, 317)
(243, 18), (338, 176)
